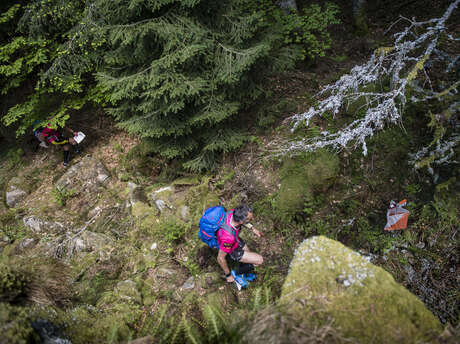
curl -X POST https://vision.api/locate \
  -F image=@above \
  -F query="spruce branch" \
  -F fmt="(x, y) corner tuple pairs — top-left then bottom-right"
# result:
(274, 0), (459, 169)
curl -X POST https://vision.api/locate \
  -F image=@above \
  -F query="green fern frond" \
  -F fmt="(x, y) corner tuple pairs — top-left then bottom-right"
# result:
(203, 303), (226, 339)
(182, 313), (202, 344)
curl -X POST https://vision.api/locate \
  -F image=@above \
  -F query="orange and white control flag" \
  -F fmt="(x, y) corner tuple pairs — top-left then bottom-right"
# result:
(384, 199), (409, 231)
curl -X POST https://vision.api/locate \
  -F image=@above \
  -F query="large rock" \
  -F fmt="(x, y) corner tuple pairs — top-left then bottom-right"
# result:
(56, 156), (110, 193)
(279, 236), (442, 343)
(278, 150), (339, 217)
(6, 186), (27, 208)
(69, 230), (114, 260)
(23, 216), (65, 234)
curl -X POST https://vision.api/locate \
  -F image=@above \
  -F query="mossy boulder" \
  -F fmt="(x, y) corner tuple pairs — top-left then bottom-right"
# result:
(279, 236), (442, 343)
(184, 178), (220, 224)
(277, 150), (339, 218)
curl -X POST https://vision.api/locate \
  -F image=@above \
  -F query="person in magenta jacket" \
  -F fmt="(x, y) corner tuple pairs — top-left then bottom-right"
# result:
(41, 123), (80, 166)
(216, 204), (263, 288)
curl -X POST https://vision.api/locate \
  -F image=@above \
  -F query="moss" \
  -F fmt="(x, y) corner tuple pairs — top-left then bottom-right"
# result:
(0, 303), (38, 344)
(280, 236), (442, 343)
(131, 201), (155, 219)
(172, 176), (201, 186)
(184, 178), (220, 223)
(59, 304), (140, 344)
(228, 192), (244, 209)
(276, 150), (339, 220)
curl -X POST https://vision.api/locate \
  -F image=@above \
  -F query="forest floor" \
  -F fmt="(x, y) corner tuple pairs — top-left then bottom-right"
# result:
(0, 1), (458, 342)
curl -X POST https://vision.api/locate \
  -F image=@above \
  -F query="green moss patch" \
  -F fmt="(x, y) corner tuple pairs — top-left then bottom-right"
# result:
(280, 236), (442, 343)
(277, 150), (339, 220)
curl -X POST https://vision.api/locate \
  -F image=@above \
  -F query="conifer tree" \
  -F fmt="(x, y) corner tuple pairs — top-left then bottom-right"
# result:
(82, 0), (301, 171)
(2, 0), (338, 170)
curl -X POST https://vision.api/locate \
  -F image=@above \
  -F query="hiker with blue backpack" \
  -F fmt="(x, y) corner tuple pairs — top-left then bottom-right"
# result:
(198, 204), (263, 290)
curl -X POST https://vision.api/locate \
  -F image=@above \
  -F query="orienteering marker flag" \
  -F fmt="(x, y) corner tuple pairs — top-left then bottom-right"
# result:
(384, 199), (409, 231)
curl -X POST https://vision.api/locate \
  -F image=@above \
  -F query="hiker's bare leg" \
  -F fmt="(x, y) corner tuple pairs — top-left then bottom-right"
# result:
(240, 251), (263, 266)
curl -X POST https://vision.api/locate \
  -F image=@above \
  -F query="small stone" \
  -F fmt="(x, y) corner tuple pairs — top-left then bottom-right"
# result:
(155, 199), (166, 212)
(128, 182), (138, 191)
(416, 242), (425, 249)
(181, 276), (195, 290)
(96, 174), (109, 184)
(17, 238), (37, 250)
(150, 242), (157, 250)
(88, 206), (101, 219)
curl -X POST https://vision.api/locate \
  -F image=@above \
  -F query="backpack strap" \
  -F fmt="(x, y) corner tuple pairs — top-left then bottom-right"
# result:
(220, 211), (238, 244)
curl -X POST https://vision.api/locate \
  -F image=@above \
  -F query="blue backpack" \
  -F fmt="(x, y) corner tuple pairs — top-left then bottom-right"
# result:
(198, 206), (236, 249)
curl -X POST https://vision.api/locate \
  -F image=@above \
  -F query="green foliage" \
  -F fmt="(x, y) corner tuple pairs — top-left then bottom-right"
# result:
(246, 1), (340, 60)
(0, 303), (38, 344)
(0, 261), (30, 302)
(6, 148), (24, 168)
(51, 186), (77, 206)
(157, 217), (191, 253)
(1, 0), (339, 169)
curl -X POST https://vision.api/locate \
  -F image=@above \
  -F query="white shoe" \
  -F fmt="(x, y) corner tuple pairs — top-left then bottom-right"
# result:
(39, 142), (48, 148)
(234, 280), (242, 291)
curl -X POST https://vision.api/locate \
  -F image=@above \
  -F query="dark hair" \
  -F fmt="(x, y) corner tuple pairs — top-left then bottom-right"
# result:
(233, 204), (252, 223)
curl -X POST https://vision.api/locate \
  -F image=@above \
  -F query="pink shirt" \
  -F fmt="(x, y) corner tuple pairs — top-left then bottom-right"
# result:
(41, 125), (59, 143)
(217, 211), (239, 253)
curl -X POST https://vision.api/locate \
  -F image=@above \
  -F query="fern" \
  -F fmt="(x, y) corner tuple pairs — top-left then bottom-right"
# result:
(203, 303), (225, 339)
(182, 313), (202, 344)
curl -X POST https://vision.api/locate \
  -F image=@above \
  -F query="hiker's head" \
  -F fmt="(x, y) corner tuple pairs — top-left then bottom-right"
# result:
(233, 204), (253, 224)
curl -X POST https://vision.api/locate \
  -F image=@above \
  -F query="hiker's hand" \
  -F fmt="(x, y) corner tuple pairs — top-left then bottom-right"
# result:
(226, 275), (234, 283)
(252, 228), (262, 237)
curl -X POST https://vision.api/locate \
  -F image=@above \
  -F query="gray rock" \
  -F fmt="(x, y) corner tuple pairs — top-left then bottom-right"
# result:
(69, 230), (114, 260)
(180, 276), (195, 290)
(23, 216), (65, 233)
(178, 205), (190, 221)
(17, 238), (38, 251)
(55, 156), (110, 193)
(130, 186), (147, 205)
(156, 267), (177, 277)
(128, 182), (138, 192)
(416, 242), (426, 249)
(154, 199), (167, 212)
(96, 173), (109, 184)
(147, 186), (174, 202)
(87, 206), (102, 219)
(6, 186), (27, 207)
(154, 186), (173, 195)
